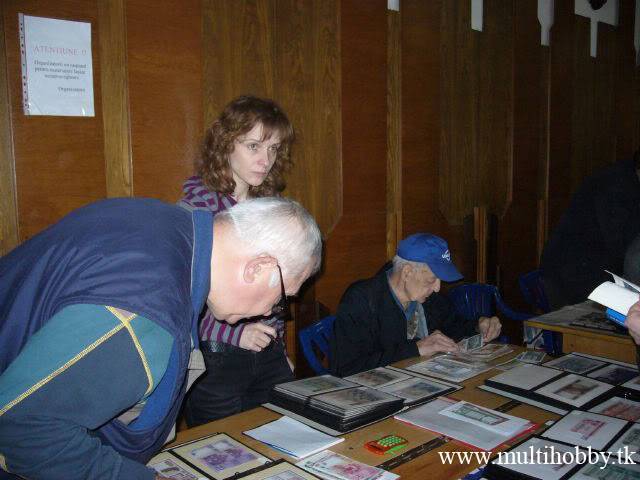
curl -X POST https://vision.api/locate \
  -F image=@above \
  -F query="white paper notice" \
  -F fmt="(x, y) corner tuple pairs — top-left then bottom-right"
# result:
(19, 14), (94, 116)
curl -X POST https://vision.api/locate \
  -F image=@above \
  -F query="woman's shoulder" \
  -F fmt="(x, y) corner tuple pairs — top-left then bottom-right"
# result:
(177, 176), (235, 213)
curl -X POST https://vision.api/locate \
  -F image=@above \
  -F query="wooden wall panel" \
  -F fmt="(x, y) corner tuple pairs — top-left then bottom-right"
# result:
(275, 0), (341, 236)
(313, 0), (387, 311)
(202, 0), (342, 308)
(401, 0), (468, 280)
(548, 0), (639, 234)
(440, 0), (513, 227)
(98, 0), (132, 198)
(386, 9), (401, 259)
(0, 10), (18, 255)
(497, 0), (545, 336)
(547, 1), (575, 231)
(203, 0), (275, 125)
(400, 0), (639, 318)
(3, 1), (106, 242)
(127, 0), (203, 201)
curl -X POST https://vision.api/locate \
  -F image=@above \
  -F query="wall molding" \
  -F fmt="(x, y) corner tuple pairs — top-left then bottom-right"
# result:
(0, 11), (19, 254)
(387, 8), (402, 259)
(98, 0), (133, 197)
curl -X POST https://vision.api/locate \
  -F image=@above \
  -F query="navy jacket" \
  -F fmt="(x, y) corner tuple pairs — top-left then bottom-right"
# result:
(541, 158), (640, 309)
(0, 199), (212, 474)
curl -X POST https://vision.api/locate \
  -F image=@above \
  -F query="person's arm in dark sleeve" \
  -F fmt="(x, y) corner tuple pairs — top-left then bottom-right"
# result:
(426, 292), (477, 342)
(329, 284), (418, 377)
(0, 304), (172, 479)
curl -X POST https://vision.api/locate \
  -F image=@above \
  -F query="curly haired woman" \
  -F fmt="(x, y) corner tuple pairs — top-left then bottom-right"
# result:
(179, 95), (296, 427)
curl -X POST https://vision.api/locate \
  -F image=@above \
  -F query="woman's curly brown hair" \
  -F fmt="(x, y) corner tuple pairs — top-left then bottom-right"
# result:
(197, 95), (295, 197)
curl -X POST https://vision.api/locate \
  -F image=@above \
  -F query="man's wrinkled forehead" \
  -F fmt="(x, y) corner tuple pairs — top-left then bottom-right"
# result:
(412, 262), (437, 280)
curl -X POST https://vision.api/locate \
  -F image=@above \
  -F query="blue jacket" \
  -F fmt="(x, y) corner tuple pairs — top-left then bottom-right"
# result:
(0, 198), (212, 477)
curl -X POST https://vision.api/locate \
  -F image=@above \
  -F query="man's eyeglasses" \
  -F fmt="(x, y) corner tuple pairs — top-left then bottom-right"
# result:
(271, 265), (289, 317)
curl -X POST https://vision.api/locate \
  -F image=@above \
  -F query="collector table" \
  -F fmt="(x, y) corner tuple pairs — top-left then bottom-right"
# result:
(168, 347), (561, 479)
(523, 301), (636, 364)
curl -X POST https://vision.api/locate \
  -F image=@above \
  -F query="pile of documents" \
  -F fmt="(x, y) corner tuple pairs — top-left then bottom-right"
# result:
(297, 450), (399, 480)
(457, 334), (513, 361)
(345, 367), (459, 406)
(273, 375), (356, 403)
(494, 350), (546, 371)
(404, 355), (492, 383)
(395, 398), (535, 451)
(270, 370), (459, 431)
(399, 338), (513, 384)
(483, 409), (640, 479)
(461, 342), (513, 361)
(243, 416), (344, 459)
(271, 374), (404, 431)
(481, 353), (640, 414)
(308, 386), (403, 420)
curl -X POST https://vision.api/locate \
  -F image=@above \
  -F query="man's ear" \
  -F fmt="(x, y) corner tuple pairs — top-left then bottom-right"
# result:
(400, 264), (412, 282)
(243, 255), (278, 284)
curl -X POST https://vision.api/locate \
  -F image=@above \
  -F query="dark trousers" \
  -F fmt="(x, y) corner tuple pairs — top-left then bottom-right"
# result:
(183, 341), (294, 428)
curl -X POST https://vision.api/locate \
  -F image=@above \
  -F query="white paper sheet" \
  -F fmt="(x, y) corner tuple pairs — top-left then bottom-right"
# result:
(395, 398), (534, 451)
(439, 400), (531, 436)
(487, 363), (562, 390)
(19, 14), (94, 116)
(243, 416), (344, 459)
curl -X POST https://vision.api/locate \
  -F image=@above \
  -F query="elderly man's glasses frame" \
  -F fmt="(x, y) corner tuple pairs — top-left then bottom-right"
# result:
(271, 265), (289, 317)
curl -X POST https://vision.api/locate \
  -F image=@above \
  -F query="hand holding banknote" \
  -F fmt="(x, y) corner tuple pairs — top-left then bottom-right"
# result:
(478, 316), (502, 342)
(417, 330), (460, 357)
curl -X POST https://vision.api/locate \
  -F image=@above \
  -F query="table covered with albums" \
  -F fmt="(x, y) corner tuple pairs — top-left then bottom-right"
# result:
(266, 339), (513, 433)
(147, 340), (640, 480)
(480, 351), (640, 479)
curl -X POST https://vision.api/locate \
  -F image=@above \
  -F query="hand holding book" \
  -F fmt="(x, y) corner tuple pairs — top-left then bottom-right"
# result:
(587, 271), (640, 330)
(626, 300), (640, 344)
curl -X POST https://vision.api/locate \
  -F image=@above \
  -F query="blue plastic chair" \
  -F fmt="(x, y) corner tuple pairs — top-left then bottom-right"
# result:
(448, 283), (532, 321)
(518, 269), (551, 313)
(447, 283), (533, 345)
(518, 270), (562, 356)
(298, 315), (336, 375)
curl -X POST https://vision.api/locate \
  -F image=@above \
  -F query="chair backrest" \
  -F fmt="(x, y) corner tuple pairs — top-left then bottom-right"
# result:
(518, 269), (551, 313)
(447, 284), (497, 320)
(298, 315), (336, 375)
(448, 283), (533, 323)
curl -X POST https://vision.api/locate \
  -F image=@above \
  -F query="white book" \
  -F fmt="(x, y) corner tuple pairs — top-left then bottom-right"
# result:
(243, 416), (344, 459)
(588, 271), (640, 316)
(487, 363), (562, 390)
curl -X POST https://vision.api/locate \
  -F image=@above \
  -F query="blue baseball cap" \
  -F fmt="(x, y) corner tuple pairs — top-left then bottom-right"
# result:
(397, 233), (463, 282)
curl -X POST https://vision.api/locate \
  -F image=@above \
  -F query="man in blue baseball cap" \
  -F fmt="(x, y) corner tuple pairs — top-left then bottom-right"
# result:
(329, 233), (501, 377)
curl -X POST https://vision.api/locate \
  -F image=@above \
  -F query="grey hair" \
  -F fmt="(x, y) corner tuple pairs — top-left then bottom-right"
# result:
(215, 197), (322, 279)
(392, 255), (427, 273)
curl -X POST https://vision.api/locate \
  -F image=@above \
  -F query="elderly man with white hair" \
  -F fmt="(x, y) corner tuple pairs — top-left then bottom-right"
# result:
(0, 196), (321, 480)
(330, 233), (501, 377)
